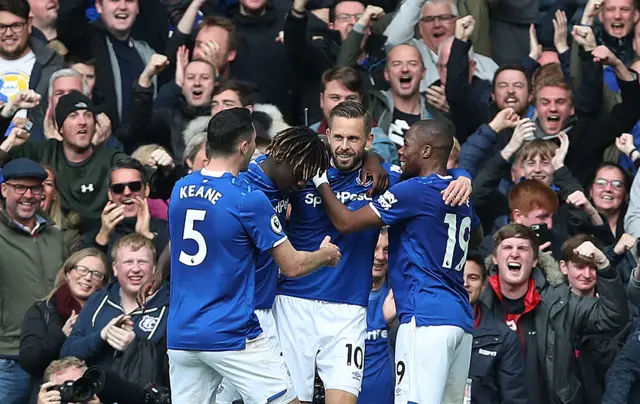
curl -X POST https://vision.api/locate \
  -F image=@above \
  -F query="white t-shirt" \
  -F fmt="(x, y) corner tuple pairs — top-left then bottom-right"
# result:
(0, 51), (36, 118)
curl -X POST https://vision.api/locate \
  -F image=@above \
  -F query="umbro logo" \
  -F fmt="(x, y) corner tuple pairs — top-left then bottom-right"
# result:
(80, 184), (94, 193)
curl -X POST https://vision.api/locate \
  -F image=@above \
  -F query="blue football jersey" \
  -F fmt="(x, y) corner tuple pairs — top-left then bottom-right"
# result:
(278, 164), (402, 306)
(358, 283), (394, 404)
(241, 155), (288, 310)
(370, 174), (480, 333)
(167, 170), (287, 351)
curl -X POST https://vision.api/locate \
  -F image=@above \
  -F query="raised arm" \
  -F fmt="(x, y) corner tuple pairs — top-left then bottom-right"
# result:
(383, 0), (426, 47)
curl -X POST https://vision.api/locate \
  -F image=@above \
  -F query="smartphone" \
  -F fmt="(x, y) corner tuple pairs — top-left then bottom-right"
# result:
(530, 223), (551, 245)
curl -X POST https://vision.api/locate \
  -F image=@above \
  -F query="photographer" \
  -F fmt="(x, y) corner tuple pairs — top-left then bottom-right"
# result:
(37, 357), (100, 404)
(35, 357), (171, 404)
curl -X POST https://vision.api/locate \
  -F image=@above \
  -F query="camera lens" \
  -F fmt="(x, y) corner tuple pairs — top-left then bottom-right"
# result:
(70, 378), (95, 402)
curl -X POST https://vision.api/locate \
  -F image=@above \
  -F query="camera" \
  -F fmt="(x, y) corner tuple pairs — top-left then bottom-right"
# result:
(47, 367), (105, 403)
(144, 384), (171, 404)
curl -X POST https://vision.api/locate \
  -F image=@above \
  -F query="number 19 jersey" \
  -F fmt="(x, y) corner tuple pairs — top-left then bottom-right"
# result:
(167, 170), (287, 352)
(370, 174), (480, 333)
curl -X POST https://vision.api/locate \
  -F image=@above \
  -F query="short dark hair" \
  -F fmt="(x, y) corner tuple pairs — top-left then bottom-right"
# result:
(329, 0), (364, 23)
(465, 252), (486, 281)
(407, 119), (455, 165)
(561, 234), (604, 266)
(0, 0), (29, 19)
(207, 108), (254, 157)
(492, 64), (530, 93)
(107, 158), (147, 188)
(198, 15), (237, 52)
(492, 223), (540, 260)
(328, 101), (372, 136)
(321, 67), (368, 110)
(64, 53), (96, 68)
(213, 80), (254, 107)
(591, 162), (631, 194)
(321, 67), (363, 94)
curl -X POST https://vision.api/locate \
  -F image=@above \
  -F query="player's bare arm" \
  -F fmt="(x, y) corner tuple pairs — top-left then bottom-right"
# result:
(271, 237), (342, 277)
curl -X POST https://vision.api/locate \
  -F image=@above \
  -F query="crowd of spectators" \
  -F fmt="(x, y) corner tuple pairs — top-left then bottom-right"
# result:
(2, 0), (640, 402)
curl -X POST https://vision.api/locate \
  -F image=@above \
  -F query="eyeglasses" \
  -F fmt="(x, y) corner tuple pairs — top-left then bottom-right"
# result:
(110, 181), (143, 194)
(4, 182), (44, 196)
(335, 13), (362, 22)
(420, 14), (456, 24)
(593, 178), (624, 190)
(72, 265), (105, 281)
(0, 22), (28, 35)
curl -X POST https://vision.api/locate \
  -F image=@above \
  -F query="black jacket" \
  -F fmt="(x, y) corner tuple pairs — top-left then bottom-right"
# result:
(284, 11), (387, 124)
(443, 38), (494, 143)
(563, 51), (640, 187)
(121, 82), (210, 158)
(228, 4), (295, 123)
(19, 298), (66, 404)
(469, 302), (528, 404)
(56, 0), (167, 130)
(472, 152), (584, 237)
(603, 327), (640, 404)
(80, 217), (169, 267)
(482, 254), (629, 404)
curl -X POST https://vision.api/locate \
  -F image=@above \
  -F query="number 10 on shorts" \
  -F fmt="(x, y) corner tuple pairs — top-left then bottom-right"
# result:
(346, 343), (363, 369)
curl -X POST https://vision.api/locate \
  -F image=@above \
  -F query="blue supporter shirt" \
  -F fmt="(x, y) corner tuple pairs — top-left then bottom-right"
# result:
(278, 163), (402, 306)
(370, 174), (480, 333)
(240, 154), (288, 310)
(358, 282), (394, 404)
(167, 169), (287, 351)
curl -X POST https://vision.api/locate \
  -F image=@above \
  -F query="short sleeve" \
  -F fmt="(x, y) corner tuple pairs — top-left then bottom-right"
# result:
(241, 190), (288, 252)
(369, 180), (426, 225)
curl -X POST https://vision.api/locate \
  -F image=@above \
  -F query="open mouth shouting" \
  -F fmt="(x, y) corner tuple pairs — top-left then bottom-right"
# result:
(544, 114), (561, 132)
(609, 22), (627, 36)
(504, 96), (519, 107)
(398, 75), (414, 91)
(507, 262), (522, 273)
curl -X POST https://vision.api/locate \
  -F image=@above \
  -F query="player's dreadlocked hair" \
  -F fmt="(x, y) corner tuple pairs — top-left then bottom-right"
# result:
(266, 126), (329, 180)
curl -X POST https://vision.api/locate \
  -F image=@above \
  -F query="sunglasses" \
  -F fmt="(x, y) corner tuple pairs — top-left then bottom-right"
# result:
(110, 181), (143, 194)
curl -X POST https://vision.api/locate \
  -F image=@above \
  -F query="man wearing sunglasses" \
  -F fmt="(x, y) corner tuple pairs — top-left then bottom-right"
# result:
(80, 158), (169, 264)
(0, 157), (66, 404)
(0, 91), (181, 232)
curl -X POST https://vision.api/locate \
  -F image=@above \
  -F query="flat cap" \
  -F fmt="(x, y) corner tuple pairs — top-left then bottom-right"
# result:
(2, 158), (48, 182)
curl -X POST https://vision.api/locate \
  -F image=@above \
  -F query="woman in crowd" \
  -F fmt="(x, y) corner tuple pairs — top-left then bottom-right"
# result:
(589, 162), (631, 240)
(41, 165), (82, 253)
(18, 249), (108, 403)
